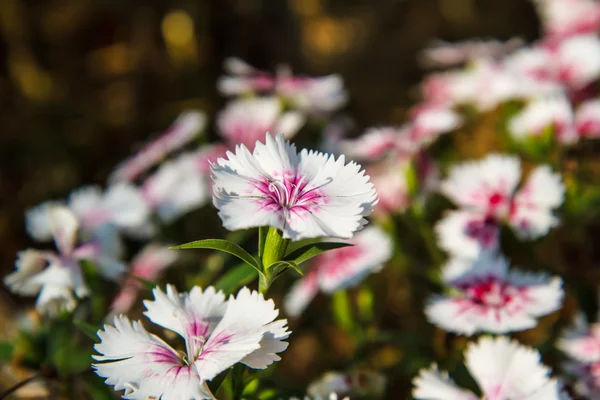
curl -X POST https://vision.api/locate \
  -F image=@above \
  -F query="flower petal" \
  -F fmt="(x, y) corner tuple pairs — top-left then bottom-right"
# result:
(412, 364), (477, 400)
(49, 206), (79, 256)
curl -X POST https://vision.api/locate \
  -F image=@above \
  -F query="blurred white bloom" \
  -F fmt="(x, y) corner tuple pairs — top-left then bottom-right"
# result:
(141, 152), (209, 223)
(211, 133), (377, 240)
(308, 372), (351, 399)
(419, 38), (524, 68)
(533, 0), (600, 39)
(575, 98), (600, 138)
(284, 226), (392, 316)
(110, 243), (179, 315)
(5, 207), (125, 315)
(338, 126), (418, 162)
(413, 336), (569, 399)
(110, 111), (206, 183)
(436, 154), (564, 258)
(408, 104), (463, 146)
(425, 252), (563, 335)
(508, 95), (577, 144)
(369, 160), (411, 216)
(25, 200), (65, 241)
(94, 285), (289, 400)
(217, 97), (305, 149)
(555, 34), (600, 89)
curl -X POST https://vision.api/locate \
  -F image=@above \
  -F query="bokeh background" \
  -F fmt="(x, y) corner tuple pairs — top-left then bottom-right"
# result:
(0, 0), (545, 396)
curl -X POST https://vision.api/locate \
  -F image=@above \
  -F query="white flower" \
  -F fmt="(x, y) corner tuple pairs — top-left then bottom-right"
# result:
(413, 336), (569, 399)
(534, 0), (600, 39)
(338, 126), (418, 162)
(69, 183), (151, 234)
(110, 243), (179, 315)
(369, 160), (411, 216)
(425, 251), (563, 335)
(25, 200), (65, 241)
(575, 98), (600, 138)
(141, 152), (209, 223)
(555, 34), (600, 89)
(211, 133), (377, 240)
(508, 96), (577, 144)
(436, 154), (564, 258)
(307, 372), (351, 399)
(217, 97), (305, 149)
(284, 226), (392, 316)
(94, 285), (290, 400)
(419, 38), (524, 68)
(110, 111), (206, 183)
(5, 206), (125, 315)
(409, 104), (462, 146)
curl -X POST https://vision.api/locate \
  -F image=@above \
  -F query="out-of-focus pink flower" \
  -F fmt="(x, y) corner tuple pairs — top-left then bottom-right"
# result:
(408, 104), (462, 146)
(110, 244), (179, 315)
(575, 98), (600, 137)
(94, 285), (290, 400)
(534, 0), (600, 40)
(211, 134), (377, 240)
(508, 95), (577, 144)
(5, 207), (125, 315)
(368, 160), (412, 216)
(554, 34), (600, 89)
(110, 111), (206, 183)
(217, 97), (305, 149)
(419, 38), (524, 68)
(338, 126), (419, 162)
(436, 154), (564, 259)
(425, 252), (564, 335)
(217, 58), (347, 114)
(413, 336), (568, 399)
(141, 152), (210, 223)
(284, 226), (392, 316)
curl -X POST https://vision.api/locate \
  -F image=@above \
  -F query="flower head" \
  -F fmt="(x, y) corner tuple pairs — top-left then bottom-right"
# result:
(425, 252), (563, 335)
(508, 96), (577, 144)
(5, 206), (125, 315)
(217, 97), (305, 149)
(413, 336), (568, 399)
(211, 133), (377, 240)
(436, 154), (564, 258)
(284, 226), (392, 316)
(94, 285), (289, 400)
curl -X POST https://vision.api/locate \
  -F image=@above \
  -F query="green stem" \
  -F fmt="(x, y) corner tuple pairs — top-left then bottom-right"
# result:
(332, 290), (355, 332)
(0, 374), (42, 399)
(258, 272), (271, 295)
(261, 227), (290, 269)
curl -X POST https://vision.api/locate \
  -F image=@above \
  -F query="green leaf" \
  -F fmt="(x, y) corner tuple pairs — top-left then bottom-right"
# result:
(258, 226), (268, 259)
(74, 320), (100, 341)
(267, 260), (302, 279)
(0, 341), (14, 362)
(131, 275), (158, 290)
(214, 264), (258, 293)
(284, 242), (352, 265)
(170, 239), (260, 271)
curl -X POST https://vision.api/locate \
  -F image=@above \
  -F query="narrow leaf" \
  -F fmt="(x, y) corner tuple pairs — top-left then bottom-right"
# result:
(214, 264), (258, 293)
(284, 242), (352, 265)
(267, 260), (302, 279)
(258, 226), (268, 259)
(74, 320), (100, 341)
(170, 239), (260, 271)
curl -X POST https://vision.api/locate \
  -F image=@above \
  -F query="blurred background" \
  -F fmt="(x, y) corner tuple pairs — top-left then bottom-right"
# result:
(0, 0), (543, 396)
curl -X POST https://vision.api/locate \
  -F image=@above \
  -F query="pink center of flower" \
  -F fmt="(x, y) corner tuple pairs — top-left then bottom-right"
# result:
(460, 278), (516, 308)
(465, 216), (498, 248)
(313, 245), (364, 279)
(256, 173), (326, 216)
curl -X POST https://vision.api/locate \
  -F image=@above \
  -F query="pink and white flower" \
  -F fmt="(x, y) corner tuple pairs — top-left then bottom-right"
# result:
(554, 34), (600, 89)
(284, 226), (392, 316)
(217, 58), (347, 114)
(94, 285), (290, 400)
(425, 252), (563, 335)
(141, 152), (210, 223)
(419, 38), (524, 68)
(211, 133), (377, 240)
(575, 98), (600, 138)
(5, 206), (125, 315)
(110, 111), (206, 183)
(534, 0), (600, 40)
(110, 244), (179, 315)
(338, 126), (418, 162)
(413, 336), (568, 399)
(368, 160), (412, 216)
(408, 104), (462, 146)
(508, 95), (577, 144)
(436, 154), (564, 259)
(217, 97), (305, 149)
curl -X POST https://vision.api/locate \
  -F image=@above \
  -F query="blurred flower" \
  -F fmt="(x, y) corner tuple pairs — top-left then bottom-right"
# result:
(308, 372), (351, 398)
(408, 104), (462, 146)
(307, 370), (386, 399)
(553, 34), (600, 89)
(217, 57), (347, 114)
(94, 285), (289, 400)
(425, 252), (563, 335)
(217, 97), (305, 149)
(211, 133), (377, 240)
(109, 111), (206, 183)
(412, 336), (568, 399)
(436, 154), (564, 259)
(5, 207), (125, 315)
(368, 160), (412, 216)
(508, 95), (577, 144)
(419, 38), (524, 68)
(533, 0), (600, 40)
(110, 244), (179, 315)
(141, 152), (209, 223)
(559, 314), (600, 397)
(338, 126), (418, 162)
(574, 98), (600, 138)
(285, 226), (392, 316)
